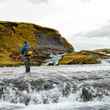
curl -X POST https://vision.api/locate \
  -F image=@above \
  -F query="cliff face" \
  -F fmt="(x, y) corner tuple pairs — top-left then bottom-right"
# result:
(0, 21), (73, 66)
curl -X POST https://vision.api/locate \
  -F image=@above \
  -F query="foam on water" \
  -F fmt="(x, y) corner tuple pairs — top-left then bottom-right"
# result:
(0, 61), (110, 110)
(0, 101), (110, 110)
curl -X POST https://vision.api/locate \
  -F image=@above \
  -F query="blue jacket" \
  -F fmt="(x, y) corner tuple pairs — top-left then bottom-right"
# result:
(21, 43), (30, 55)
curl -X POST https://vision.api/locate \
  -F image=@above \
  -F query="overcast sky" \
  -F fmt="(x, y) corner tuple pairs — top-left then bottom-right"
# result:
(0, 0), (110, 50)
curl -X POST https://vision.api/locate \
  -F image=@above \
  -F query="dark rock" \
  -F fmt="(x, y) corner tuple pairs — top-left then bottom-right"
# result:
(62, 83), (71, 97)
(81, 88), (93, 102)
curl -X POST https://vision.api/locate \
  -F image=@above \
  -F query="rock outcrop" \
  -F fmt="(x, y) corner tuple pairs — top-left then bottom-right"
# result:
(59, 51), (102, 65)
(94, 48), (110, 55)
(59, 50), (110, 65)
(0, 21), (73, 66)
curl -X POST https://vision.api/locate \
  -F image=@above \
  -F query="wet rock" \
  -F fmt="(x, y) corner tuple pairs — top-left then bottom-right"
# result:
(62, 82), (71, 97)
(30, 79), (54, 91)
(3, 79), (29, 92)
(81, 87), (93, 102)
(0, 84), (4, 98)
(42, 96), (49, 104)
(24, 97), (31, 106)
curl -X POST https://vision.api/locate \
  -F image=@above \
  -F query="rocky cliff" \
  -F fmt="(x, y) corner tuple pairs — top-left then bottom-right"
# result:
(0, 21), (73, 66)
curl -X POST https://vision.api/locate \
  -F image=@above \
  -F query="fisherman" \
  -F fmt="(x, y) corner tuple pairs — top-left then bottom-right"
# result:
(20, 41), (32, 73)
(21, 41), (30, 55)
(49, 52), (59, 65)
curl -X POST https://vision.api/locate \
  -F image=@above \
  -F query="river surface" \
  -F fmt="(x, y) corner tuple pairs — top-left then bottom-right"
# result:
(0, 61), (110, 110)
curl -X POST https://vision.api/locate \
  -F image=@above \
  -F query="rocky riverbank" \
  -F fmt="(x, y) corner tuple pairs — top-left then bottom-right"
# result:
(59, 50), (110, 65)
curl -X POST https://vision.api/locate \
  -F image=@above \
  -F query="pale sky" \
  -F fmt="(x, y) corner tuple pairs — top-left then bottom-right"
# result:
(0, 0), (110, 50)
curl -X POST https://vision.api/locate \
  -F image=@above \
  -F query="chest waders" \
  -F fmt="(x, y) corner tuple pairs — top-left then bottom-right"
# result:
(24, 55), (31, 73)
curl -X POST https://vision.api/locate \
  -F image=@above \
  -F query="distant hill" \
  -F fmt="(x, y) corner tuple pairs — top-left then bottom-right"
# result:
(0, 21), (73, 66)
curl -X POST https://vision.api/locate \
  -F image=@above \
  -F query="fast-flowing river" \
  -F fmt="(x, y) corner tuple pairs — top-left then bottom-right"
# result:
(0, 60), (110, 110)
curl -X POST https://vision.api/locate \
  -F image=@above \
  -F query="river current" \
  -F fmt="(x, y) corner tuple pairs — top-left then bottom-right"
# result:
(0, 60), (110, 110)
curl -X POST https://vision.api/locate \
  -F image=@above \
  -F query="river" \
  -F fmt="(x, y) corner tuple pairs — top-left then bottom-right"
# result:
(0, 60), (110, 110)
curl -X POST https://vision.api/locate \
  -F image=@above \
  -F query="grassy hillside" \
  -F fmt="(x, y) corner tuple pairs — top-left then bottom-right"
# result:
(0, 21), (73, 66)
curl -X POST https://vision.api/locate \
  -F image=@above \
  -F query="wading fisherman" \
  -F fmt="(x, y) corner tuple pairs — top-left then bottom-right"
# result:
(20, 41), (32, 73)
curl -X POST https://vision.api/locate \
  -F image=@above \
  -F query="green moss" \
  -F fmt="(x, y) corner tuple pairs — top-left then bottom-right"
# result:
(0, 24), (5, 29)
